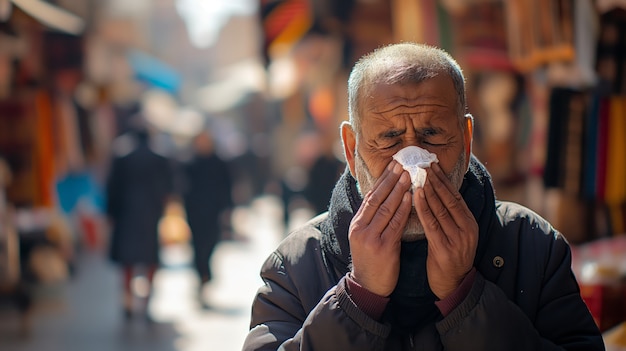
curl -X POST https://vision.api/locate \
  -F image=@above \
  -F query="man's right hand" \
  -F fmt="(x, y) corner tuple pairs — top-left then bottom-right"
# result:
(349, 160), (412, 297)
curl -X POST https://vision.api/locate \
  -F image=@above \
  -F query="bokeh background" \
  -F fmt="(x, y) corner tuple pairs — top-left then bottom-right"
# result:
(1, 0), (626, 350)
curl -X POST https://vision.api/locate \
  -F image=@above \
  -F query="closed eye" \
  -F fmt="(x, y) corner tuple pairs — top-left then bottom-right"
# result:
(419, 128), (440, 137)
(382, 129), (404, 138)
(379, 129), (404, 150)
(382, 141), (401, 150)
(423, 141), (446, 146)
(419, 128), (447, 146)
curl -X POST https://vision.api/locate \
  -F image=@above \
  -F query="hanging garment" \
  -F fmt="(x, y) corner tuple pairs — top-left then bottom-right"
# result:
(544, 88), (586, 193)
(596, 8), (626, 95)
(34, 91), (56, 208)
(583, 93), (601, 199)
(604, 96), (626, 206)
(562, 91), (586, 195)
(594, 98), (610, 202)
(604, 97), (626, 234)
(505, 0), (576, 72)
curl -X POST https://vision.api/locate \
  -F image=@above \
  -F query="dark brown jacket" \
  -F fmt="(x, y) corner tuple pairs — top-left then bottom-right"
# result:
(243, 157), (604, 350)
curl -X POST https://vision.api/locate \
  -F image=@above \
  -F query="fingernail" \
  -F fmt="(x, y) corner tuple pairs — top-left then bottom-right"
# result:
(400, 172), (409, 184)
(394, 162), (403, 174)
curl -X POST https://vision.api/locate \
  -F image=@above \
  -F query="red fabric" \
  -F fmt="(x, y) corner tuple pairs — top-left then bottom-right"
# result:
(435, 268), (477, 317)
(595, 98), (610, 201)
(346, 267), (478, 320)
(345, 274), (390, 321)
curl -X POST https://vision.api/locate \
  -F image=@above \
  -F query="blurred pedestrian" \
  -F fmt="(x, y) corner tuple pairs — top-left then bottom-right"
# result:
(303, 142), (344, 216)
(181, 129), (233, 307)
(105, 118), (175, 322)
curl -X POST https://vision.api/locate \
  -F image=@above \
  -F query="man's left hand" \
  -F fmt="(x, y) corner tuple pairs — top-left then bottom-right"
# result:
(414, 162), (478, 300)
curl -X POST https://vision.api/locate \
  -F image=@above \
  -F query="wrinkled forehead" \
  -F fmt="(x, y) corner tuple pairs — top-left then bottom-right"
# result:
(357, 58), (457, 112)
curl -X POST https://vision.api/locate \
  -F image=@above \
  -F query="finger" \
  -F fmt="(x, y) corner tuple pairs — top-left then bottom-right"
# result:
(353, 161), (396, 220)
(414, 186), (448, 248)
(380, 178), (412, 242)
(431, 162), (460, 195)
(356, 161), (404, 225)
(429, 163), (474, 227)
(367, 170), (411, 236)
(422, 174), (459, 235)
(427, 164), (477, 249)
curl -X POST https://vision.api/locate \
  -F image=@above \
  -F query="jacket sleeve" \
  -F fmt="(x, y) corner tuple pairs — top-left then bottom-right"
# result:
(242, 251), (390, 351)
(435, 231), (605, 351)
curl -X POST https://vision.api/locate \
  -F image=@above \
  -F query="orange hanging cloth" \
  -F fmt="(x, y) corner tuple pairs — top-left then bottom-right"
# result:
(605, 96), (626, 234)
(33, 91), (56, 208)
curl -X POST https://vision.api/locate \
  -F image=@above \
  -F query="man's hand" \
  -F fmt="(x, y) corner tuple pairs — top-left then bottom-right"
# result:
(415, 162), (478, 300)
(349, 160), (412, 297)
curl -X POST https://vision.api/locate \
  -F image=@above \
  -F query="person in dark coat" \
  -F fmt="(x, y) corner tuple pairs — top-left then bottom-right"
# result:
(105, 120), (174, 321)
(303, 147), (344, 216)
(181, 129), (233, 305)
(242, 43), (604, 350)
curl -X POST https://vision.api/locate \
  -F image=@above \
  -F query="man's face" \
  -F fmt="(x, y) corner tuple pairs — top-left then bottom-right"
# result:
(345, 75), (472, 240)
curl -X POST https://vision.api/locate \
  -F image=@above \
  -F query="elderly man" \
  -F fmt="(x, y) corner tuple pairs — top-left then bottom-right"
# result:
(243, 43), (604, 350)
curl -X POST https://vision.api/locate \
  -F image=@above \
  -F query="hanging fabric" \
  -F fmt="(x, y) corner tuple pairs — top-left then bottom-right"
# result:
(583, 92), (601, 199)
(260, 0), (313, 64)
(543, 88), (586, 193)
(604, 97), (626, 206)
(505, 0), (576, 72)
(594, 97), (610, 202)
(34, 90), (56, 208)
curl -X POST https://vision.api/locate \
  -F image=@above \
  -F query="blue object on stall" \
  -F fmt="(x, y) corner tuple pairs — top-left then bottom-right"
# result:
(56, 172), (105, 215)
(127, 50), (182, 93)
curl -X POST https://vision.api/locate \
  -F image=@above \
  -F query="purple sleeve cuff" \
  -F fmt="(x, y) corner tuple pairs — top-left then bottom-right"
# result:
(435, 268), (477, 317)
(345, 273), (390, 321)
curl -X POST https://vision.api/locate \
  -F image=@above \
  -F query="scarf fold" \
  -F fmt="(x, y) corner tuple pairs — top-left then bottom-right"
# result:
(320, 166), (362, 276)
(320, 155), (497, 332)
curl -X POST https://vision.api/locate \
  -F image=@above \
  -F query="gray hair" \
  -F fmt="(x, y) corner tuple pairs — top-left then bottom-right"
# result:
(347, 43), (467, 134)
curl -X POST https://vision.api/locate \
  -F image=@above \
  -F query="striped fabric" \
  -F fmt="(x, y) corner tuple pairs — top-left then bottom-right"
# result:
(260, 0), (312, 60)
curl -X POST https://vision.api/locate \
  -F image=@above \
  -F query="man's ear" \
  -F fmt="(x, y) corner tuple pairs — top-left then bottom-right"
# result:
(463, 114), (474, 167)
(340, 121), (357, 177)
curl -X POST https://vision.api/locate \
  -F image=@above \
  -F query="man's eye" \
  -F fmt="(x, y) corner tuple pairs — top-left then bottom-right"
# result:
(420, 129), (440, 138)
(383, 142), (400, 150)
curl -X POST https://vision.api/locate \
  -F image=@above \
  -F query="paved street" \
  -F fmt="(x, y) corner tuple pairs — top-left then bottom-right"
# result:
(0, 195), (296, 351)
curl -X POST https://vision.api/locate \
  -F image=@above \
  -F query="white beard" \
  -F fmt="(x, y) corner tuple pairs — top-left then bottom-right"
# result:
(353, 149), (466, 241)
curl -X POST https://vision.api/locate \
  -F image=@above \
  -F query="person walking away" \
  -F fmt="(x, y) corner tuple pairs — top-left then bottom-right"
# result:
(181, 129), (233, 308)
(303, 142), (344, 216)
(105, 120), (175, 322)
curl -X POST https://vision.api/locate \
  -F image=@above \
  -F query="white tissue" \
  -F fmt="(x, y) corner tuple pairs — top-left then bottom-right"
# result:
(392, 146), (438, 189)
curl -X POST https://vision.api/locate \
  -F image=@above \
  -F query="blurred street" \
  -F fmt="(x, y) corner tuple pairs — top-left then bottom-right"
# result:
(0, 195), (293, 351)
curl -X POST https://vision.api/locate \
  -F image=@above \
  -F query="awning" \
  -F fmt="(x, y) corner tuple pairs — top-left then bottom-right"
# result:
(11, 0), (85, 35)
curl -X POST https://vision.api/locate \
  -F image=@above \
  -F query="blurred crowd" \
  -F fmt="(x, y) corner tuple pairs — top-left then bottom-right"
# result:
(0, 0), (349, 337)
